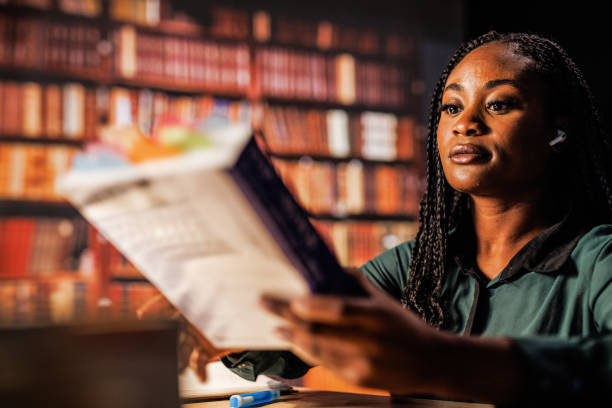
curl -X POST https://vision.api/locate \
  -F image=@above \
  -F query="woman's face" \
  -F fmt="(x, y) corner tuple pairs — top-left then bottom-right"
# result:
(436, 42), (555, 199)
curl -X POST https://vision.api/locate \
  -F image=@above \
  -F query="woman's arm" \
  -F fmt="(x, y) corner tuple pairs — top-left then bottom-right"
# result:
(261, 272), (524, 404)
(262, 267), (612, 405)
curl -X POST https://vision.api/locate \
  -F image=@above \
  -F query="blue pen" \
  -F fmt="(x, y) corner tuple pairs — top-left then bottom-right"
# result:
(229, 390), (281, 408)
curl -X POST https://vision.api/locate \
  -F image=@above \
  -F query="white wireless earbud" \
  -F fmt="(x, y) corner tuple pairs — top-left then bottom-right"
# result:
(549, 129), (567, 148)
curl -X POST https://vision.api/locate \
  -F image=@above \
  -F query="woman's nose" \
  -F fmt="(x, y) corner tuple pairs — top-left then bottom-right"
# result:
(453, 108), (485, 136)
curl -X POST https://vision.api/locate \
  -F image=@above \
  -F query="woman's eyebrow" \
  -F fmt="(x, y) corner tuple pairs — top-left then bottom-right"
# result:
(484, 78), (520, 90)
(443, 78), (521, 94)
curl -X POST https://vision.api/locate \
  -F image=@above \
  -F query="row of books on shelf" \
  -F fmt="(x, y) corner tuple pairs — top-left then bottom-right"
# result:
(0, 215), (419, 286)
(106, 85), (251, 130)
(116, 25), (250, 92)
(0, 16), (251, 95)
(0, 80), (252, 141)
(0, 143), (421, 212)
(0, 277), (92, 324)
(6, 0), (415, 59)
(273, 159), (422, 216)
(253, 11), (414, 59)
(257, 47), (415, 108)
(1, 16), (109, 77)
(7, 0), (102, 17)
(0, 81), (100, 140)
(6, 1), (250, 41)
(0, 277), (159, 324)
(7, 0), (163, 21)
(106, 243), (147, 280)
(262, 106), (418, 161)
(104, 281), (159, 319)
(110, 0), (165, 26)
(1, 14), (419, 109)
(312, 220), (417, 268)
(0, 217), (89, 278)
(0, 144), (78, 201)
(0, 78), (418, 163)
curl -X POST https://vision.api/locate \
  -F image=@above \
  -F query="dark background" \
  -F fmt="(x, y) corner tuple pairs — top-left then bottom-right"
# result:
(465, 0), (611, 132)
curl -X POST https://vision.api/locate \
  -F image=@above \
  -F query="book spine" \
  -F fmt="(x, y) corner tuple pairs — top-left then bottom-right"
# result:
(228, 136), (365, 295)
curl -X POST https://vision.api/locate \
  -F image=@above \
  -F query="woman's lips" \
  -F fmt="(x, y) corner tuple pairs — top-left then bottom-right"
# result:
(449, 144), (491, 164)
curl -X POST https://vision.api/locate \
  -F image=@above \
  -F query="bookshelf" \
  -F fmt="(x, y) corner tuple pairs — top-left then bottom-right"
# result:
(0, 0), (453, 394)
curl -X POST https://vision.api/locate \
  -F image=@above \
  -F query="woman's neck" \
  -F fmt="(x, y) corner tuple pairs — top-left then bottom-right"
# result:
(469, 192), (566, 280)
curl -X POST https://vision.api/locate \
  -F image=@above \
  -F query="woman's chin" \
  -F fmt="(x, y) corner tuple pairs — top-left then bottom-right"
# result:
(446, 178), (496, 196)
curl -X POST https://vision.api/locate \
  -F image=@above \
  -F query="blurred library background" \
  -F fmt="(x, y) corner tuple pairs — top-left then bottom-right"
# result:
(2, 0), (608, 395)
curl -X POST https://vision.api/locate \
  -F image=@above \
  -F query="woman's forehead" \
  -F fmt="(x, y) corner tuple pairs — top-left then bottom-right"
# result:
(446, 42), (534, 86)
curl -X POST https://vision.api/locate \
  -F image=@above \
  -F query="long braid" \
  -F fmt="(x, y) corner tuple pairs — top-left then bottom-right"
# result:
(402, 31), (612, 328)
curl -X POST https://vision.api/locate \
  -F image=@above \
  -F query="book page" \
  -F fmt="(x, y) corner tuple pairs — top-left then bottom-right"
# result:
(63, 166), (309, 349)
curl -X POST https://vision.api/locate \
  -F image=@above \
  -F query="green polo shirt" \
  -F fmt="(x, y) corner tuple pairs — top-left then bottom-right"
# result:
(222, 206), (612, 405)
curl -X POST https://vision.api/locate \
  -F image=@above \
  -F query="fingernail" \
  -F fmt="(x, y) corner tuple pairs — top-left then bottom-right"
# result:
(259, 297), (272, 309)
(291, 298), (309, 314)
(274, 327), (292, 340)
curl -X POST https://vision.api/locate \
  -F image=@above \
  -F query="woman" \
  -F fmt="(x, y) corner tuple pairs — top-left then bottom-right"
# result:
(141, 31), (612, 405)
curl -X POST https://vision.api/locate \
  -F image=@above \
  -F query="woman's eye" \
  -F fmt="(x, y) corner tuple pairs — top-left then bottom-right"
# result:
(486, 99), (518, 112)
(440, 103), (461, 115)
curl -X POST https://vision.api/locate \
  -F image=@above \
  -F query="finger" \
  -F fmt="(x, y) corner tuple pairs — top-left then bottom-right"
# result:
(178, 328), (197, 373)
(274, 326), (320, 367)
(189, 348), (208, 382)
(181, 318), (244, 361)
(262, 292), (394, 332)
(259, 294), (294, 320)
(182, 318), (220, 357)
(288, 295), (388, 331)
(276, 324), (392, 391)
(275, 324), (382, 369)
(262, 292), (347, 324)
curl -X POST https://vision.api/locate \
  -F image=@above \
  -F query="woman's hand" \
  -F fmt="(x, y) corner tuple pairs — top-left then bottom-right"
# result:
(259, 272), (443, 396)
(137, 294), (235, 382)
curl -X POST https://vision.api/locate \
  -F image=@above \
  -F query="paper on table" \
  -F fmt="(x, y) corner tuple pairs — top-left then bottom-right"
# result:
(179, 362), (290, 400)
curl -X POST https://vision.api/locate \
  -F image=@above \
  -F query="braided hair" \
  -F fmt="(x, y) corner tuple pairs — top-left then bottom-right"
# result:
(402, 31), (612, 328)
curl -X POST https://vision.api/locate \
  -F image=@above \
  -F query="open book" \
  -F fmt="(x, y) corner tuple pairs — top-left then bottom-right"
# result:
(58, 124), (364, 350)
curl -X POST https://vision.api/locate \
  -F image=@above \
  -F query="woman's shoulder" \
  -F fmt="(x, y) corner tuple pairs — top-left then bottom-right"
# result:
(572, 223), (612, 276)
(359, 239), (414, 300)
(572, 223), (612, 306)
(575, 223), (612, 255)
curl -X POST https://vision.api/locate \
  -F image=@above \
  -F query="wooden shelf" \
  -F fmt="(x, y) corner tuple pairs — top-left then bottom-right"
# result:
(256, 41), (414, 65)
(0, 64), (250, 99)
(268, 152), (414, 166)
(0, 64), (111, 85)
(111, 18), (205, 39)
(0, 3), (106, 24)
(113, 76), (248, 98)
(0, 200), (81, 218)
(110, 276), (150, 283)
(0, 135), (86, 147)
(309, 213), (416, 222)
(262, 97), (413, 115)
(0, 272), (90, 281)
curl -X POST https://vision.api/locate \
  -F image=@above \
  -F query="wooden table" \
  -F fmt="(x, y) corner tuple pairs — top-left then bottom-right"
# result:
(183, 388), (495, 407)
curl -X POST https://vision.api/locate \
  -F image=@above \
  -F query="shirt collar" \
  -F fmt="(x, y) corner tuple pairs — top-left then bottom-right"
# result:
(449, 202), (590, 282)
